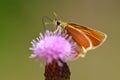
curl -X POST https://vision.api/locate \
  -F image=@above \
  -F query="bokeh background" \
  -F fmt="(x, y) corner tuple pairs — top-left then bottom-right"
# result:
(0, 0), (120, 80)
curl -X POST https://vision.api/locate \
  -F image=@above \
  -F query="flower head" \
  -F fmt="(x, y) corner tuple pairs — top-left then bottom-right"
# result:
(30, 30), (80, 66)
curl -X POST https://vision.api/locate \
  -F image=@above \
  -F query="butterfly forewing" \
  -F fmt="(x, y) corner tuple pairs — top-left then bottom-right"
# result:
(69, 23), (106, 48)
(65, 24), (92, 51)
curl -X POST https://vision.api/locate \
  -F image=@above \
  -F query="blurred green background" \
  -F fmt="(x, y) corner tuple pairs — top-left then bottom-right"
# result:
(0, 0), (120, 80)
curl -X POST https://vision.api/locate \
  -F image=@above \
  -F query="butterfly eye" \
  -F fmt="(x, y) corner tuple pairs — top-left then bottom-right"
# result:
(57, 21), (61, 26)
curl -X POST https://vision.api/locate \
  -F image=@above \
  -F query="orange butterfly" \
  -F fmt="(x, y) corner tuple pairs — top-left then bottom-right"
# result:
(53, 13), (107, 58)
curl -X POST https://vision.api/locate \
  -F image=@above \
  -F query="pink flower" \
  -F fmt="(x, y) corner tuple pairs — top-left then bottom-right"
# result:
(29, 30), (80, 66)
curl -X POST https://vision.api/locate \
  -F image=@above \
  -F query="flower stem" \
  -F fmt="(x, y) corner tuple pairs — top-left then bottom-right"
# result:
(44, 60), (71, 80)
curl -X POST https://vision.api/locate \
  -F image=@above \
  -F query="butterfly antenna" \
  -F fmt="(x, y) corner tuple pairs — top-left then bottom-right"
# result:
(53, 12), (59, 21)
(42, 16), (53, 31)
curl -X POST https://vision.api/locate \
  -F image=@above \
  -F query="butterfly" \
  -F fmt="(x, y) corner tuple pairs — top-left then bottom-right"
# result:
(52, 13), (107, 58)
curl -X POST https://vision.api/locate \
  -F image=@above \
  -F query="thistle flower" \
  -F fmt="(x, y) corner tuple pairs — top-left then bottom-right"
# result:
(29, 30), (80, 66)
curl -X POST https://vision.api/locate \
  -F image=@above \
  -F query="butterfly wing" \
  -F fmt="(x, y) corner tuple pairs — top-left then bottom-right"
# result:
(68, 23), (107, 48)
(65, 24), (92, 53)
